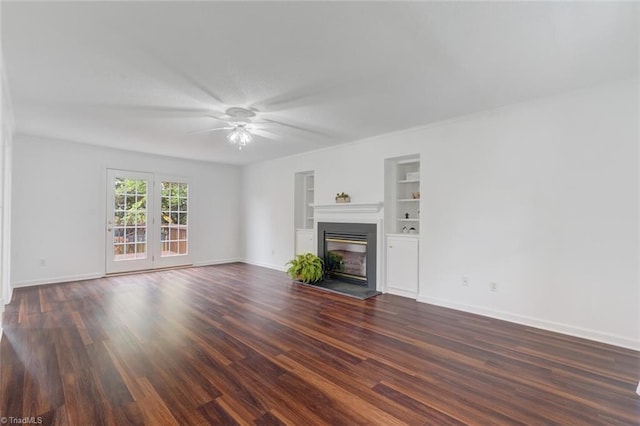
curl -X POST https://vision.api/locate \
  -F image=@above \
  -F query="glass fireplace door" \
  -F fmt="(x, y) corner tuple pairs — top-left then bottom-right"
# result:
(325, 236), (368, 284)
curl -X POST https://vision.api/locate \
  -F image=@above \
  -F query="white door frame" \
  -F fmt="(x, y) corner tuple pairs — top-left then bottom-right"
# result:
(105, 170), (193, 274)
(105, 169), (154, 274)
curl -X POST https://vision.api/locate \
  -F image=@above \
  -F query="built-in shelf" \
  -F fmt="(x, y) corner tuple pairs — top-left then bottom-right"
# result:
(385, 154), (420, 234)
(295, 171), (315, 231)
(397, 159), (420, 165)
(295, 171), (316, 255)
(304, 175), (314, 229)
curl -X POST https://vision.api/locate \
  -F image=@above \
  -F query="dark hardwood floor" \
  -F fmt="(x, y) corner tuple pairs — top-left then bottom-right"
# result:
(1, 263), (639, 425)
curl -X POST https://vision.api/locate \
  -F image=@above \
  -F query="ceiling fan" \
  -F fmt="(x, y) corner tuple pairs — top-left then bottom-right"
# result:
(57, 91), (337, 150)
(189, 106), (279, 150)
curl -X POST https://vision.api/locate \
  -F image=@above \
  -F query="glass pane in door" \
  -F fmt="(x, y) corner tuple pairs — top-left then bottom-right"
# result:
(160, 181), (188, 257)
(113, 177), (148, 261)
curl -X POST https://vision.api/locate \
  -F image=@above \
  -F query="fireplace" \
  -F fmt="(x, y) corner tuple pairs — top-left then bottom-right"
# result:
(317, 222), (377, 291)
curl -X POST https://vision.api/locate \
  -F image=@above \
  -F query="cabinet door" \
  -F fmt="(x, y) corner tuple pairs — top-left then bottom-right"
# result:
(295, 229), (315, 255)
(386, 237), (419, 298)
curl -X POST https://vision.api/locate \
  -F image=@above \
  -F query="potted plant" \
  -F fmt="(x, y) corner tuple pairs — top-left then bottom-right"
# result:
(286, 253), (324, 283)
(335, 192), (350, 203)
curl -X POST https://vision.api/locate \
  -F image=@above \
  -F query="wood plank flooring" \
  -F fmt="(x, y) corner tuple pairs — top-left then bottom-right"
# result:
(1, 263), (639, 425)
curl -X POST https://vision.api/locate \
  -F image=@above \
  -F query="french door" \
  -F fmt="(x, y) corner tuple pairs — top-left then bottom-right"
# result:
(106, 169), (192, 274)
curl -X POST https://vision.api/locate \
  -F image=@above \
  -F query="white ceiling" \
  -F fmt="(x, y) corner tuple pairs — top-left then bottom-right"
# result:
(2, 1), (638, 165)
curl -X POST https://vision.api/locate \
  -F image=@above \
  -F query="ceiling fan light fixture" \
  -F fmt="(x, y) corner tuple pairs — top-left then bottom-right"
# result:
(227, 125), (252, 150)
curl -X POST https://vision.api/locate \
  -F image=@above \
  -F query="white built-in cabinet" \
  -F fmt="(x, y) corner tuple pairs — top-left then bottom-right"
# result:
(384, 155), (420, 298)
(295, 229), (314, 255)
(294, 171), (315, 255)
(386, 235), (419, 298)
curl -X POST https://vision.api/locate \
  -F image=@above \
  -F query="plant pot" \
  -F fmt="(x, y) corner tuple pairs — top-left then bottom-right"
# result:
(335, 196), (350, 203)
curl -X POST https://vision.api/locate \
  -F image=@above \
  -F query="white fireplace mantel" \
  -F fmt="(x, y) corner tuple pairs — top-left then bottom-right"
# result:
(310, 202), (383, 215)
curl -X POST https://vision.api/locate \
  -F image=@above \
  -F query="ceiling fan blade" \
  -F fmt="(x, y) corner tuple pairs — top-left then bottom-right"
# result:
(26, 101), (228, 121)
(252, 81), (342, 111)
(167, 69), (227, 106)
(101, 34), (228, 107)
(251, 128), (279, 141)
(90, 103), (217, 116)
(260, 118), (333, 138)
(188, 126), (233, 135)
(203, 114), (231, 122)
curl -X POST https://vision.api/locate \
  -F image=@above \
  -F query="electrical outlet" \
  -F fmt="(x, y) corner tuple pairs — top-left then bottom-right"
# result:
(490, 282), (498, 292)
(462, 276), (469, 287)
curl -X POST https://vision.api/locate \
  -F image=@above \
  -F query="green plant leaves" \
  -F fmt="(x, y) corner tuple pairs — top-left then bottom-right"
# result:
(285, 253), (324, 283)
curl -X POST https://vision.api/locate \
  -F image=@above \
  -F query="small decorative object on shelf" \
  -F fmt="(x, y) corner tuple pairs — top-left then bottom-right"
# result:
(402, 226), (408, 233)
(335, 192), (351, 203)
(409, 227), (417, 234)
(405, 212), (409, 219)
(412, 192), (420, 199)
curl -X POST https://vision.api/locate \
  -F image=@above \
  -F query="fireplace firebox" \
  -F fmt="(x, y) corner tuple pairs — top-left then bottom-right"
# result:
(317, 222), (377, 291)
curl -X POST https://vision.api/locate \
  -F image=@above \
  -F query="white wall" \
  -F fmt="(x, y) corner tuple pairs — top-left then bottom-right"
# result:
(0, 52), (14, 309)
(243, 79), (639, 350)
(11, 135), (243, 286)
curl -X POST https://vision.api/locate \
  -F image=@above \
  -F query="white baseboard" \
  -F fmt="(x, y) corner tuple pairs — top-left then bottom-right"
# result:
(241, 259), (287, 272)
(385, 287), (418, 299)
(12, 272), (105, 288)
(193, 258), (244, 267)
(12, 261), (246, 288)
(418, 295), (640, 351)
